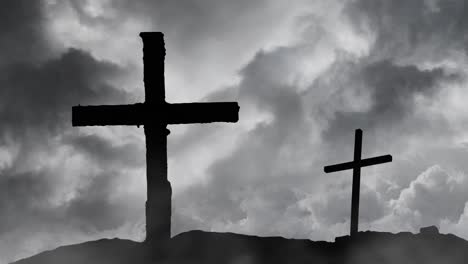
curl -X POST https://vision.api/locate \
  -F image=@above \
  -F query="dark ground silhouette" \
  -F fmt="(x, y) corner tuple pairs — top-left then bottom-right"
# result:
(13, 226), (468, 264)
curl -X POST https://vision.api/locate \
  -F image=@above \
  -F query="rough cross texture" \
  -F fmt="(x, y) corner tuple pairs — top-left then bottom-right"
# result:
(72, 32), (239, 245)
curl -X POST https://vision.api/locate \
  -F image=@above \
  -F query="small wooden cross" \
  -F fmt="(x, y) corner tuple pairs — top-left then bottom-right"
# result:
(324, 129), (392, 237)
(72, 32), (239, 245)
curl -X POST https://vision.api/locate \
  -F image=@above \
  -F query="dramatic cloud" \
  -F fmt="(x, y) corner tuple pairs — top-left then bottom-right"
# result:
(397, 165), (467, 225)
(0, 0), (52, 65)
(321, 59), (457, 143)
(172, 0), (468, 243)
(371, 165), (468, 233)
(0, 1), (146, 262)
(346, 0), (468, 63)
(3, 0), (468, 263)
(0, 48), (144, 263)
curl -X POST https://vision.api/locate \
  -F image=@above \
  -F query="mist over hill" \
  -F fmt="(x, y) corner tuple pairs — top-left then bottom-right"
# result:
(13, 226), (468, 264)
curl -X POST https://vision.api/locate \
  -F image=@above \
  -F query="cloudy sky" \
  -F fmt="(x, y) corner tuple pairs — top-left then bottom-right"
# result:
(2, 0), (468, 262)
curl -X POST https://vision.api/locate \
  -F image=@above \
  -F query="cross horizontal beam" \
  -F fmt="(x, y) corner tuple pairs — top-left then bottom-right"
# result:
(72, 102), (239, 126)
(324, 154), (392, 173)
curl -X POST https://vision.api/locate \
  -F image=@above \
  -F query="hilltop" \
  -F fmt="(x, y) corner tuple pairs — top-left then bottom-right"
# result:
(13, 226), (468, 264)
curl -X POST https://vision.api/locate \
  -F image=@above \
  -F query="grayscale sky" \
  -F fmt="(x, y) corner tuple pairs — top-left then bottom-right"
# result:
(2, 0), (468, 263)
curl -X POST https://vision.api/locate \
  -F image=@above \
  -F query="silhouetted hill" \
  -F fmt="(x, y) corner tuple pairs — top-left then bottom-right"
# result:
(13, 227), (468, 264)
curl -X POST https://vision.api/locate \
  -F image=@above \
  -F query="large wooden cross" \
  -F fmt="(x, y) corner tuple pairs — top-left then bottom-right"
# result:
(323, 129), (392, 237)
(72, 32), (239, 245)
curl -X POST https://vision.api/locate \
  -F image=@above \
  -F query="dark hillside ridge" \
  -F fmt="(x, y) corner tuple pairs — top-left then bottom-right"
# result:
(13, 226), (468, 264)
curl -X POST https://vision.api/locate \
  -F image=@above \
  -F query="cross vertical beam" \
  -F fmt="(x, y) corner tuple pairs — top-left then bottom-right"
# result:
(141, 32), (165, 102)
(324, 129), (392, 237)
(350, 129), (362, 236)
(145, 126), (171, 245)
(140, 32), (171, 245)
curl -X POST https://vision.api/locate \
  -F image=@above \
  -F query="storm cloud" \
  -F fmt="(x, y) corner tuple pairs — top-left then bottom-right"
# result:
(0, 0), (145, 262)
(3, 0), (468, 263)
